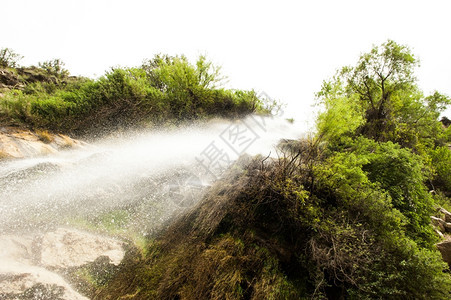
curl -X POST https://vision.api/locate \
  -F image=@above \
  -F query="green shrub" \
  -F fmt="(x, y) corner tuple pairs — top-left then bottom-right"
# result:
(362, 141), (436, 247)
(0, 47), (22, 68)
(430, 146), (451, 196)
(312, 145), (449, 297)
(0, 54), (265, 134)
(38, 58), (69, 78)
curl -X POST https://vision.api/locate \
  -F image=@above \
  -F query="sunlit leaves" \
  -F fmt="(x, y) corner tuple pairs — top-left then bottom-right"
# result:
(316, 40), (449, 148)
(0, 47), (23, 68)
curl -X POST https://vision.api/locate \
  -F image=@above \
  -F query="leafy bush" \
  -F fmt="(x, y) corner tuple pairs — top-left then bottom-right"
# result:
(310, 143), (448, 297)
(0, 54), (265, 134)
(430, 146), (451, 196)
(38, 59), (69, 78)
(0, 47), (23, 68)
(359, 140), (436, 247)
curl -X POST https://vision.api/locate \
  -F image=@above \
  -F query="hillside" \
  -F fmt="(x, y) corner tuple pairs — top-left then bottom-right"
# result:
(93, 138), (450, 299)
(93, 41), (451, 299)
(1, 41), (451, 299)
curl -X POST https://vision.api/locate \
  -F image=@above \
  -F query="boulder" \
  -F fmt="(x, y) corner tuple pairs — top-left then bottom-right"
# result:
(437, 239), (451, 266)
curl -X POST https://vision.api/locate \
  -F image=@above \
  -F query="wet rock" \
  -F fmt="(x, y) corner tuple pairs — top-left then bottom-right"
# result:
(40, 228), (124, 269)
(431, 216), (447, 233)
(0, 228), (125, 299)
(0, 268), (88, 300)
(432, 208), (451, 267)
(0, 235), (35, 265)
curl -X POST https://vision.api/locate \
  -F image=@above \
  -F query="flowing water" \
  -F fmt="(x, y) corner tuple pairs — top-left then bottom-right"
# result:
(0, 116), (304, 299)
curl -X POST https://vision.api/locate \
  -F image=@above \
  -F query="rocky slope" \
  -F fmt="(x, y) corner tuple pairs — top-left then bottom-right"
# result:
(0, 67), (71, 92)
(0, 126), (86, 159)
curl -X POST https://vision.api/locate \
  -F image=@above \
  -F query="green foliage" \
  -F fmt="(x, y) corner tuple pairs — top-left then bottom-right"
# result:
(0, 47), (23, 68)
(38, 58), (69, 78)
(0, 90), (33, 123)
(360, 140), (436, 247)
(0, 54), (264, 134)
(430, 146), (451, 196)
(311, 143), (449, 297)
(316, 79), (364, 142)
(314, 150), (400, 231)
(23, 81), (58, 94)
(144, 55), (260, 119)
(312, 40), (451, 297)
(315, 38), (450, 242)
(340, 40), (418, 141)
(317, 40), (450, 149)
(98, 151), (451, 299)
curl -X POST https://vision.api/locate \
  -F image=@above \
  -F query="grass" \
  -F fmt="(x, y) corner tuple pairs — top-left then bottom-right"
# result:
(91, 157), (311, 299)
(66, 210), (131, 235)
(35, 129), (54, 143)
(66, 209), (152, 257)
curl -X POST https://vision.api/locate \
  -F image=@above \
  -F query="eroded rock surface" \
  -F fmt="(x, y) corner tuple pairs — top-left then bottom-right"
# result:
(0, 228), (124, 300)
(40, 228), (124, 269)
(0, 127), (86, 159)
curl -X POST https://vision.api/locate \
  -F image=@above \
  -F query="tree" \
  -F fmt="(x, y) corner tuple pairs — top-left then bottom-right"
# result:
(0, 47), (23, 68)
(341, 40), (417, 140)
(317, 40), (450, 148)
(315, 79), (364, 142)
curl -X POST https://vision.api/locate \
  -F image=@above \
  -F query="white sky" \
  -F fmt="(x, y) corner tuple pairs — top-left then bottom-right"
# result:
(2, 0), (451, 123)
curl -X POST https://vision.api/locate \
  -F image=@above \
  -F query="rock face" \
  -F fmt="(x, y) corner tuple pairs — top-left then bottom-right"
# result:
(0, 68), (24, 90)
(432, 208), (451, 266)
(0, 228), (124, 300)
(0, 127), (86, 159)
(0, 67), (64, 92)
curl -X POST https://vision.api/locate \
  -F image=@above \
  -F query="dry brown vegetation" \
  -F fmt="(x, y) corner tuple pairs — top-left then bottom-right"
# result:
(35, 129), (54, 143)
(92, 135), (451, 299)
